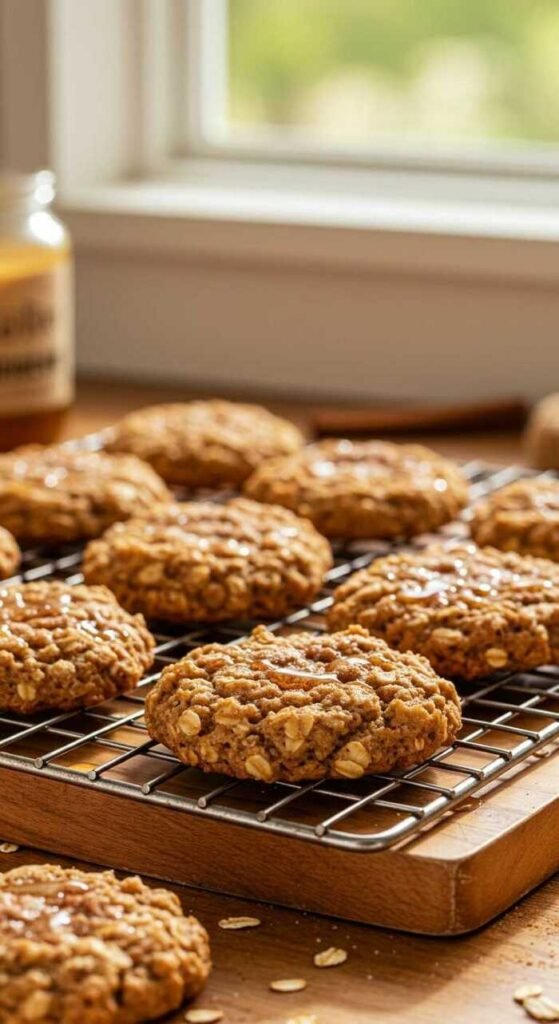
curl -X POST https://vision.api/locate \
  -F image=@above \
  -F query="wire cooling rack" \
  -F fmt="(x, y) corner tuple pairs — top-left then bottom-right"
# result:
(0, 458), (558, 853)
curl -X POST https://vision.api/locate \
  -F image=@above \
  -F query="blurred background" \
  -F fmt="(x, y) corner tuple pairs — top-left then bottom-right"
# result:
(1, 0), (559, 412)
(230, 1), (559, 150)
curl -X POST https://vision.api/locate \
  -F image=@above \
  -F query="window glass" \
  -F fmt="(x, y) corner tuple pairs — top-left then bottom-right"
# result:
(228, 0), (559, 152)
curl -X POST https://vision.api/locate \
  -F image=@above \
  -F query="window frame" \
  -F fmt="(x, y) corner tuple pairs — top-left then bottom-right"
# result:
(2, 0), (559, 403)
(2, 0), (559, 272)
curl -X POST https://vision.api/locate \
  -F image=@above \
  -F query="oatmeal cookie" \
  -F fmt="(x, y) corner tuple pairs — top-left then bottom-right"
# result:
(471, 478), (559, 560)
(244, 439), (468, 539)
(83, 498), (332, 623)
(0, 863), (210, 1024)
(0, 526), (19, 579)
(0, 581), (154, 713)
(329, 542), (559, 679)
(0, 445), (171, 543)
(106, 400), (304, 488)
(145, 624), (461, 783)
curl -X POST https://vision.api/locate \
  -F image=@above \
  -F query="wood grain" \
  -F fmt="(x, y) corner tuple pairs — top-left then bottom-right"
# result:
(0, 843), (557, 1024)
(1, 745), (557, 936)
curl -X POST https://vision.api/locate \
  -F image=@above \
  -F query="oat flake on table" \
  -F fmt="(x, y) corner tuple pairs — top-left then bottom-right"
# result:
(218, 915), (261, 930)
(313, 946), (348, 968)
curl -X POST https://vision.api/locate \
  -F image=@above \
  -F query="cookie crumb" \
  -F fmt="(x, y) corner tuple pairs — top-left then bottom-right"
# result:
(313, 947), (348, 968)
(218, 916), (261, 930)
(270, 979), (307, 993)
(451, 798), (479, 815)
(0, 843), (19, 854)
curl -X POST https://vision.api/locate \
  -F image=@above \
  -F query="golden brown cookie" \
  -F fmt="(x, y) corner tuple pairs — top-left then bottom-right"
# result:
(0, 864), (210, 1024)
(328, 542), (559, 680)
(0, 581), (154, 713)
(106, 400), (304, 488)
(82, 498), (332, 623)
(244, 439), (468, 540)
(145, 624), (461, 783)
(0, 445), (171, 543)
(471, 478), (559, 560)
(0, 525), (19, 579)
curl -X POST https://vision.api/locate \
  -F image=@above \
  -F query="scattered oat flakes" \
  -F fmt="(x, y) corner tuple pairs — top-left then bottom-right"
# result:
(184, 1010), (224, 1024)
(522, 995), (559, 1022)
(270, 979), (308, 993)
(218, 916), (261, 930)
(313, 946), (348, 968)
(0, 843), (19, 854)
(515, 984), (544, 1003)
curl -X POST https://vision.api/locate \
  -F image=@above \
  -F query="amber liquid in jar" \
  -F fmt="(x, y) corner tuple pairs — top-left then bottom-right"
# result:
(0, 172), (74, 450)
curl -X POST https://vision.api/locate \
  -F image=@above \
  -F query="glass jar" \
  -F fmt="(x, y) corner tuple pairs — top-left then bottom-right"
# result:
(0, 170), (74, 449)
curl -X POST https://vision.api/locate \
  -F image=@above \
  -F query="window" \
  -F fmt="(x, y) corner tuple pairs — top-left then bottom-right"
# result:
(4, 0), (557, 402)
(183, 0), (559, 175)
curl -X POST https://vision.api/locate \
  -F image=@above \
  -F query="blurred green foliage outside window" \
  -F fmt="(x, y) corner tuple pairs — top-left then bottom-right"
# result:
(228, 0), (559, 151)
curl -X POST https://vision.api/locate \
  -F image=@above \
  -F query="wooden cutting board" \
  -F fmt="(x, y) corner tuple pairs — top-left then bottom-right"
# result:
(1, 743), (557, 936)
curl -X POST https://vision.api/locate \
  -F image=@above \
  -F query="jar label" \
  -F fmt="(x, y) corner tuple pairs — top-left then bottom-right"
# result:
(0, 259), (74, 415)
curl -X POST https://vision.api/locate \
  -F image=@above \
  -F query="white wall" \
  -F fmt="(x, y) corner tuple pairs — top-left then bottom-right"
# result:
(76, 250), (559, 401)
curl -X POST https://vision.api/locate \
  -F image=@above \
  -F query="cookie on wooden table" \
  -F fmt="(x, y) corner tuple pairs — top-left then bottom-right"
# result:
(83, 497), (332, 623)
(0, 864), (210, 1024)
(0, 445), (171, 543)
(0, 525), (19, 579)
(0, 581), (154, 713)
(471, 478), (559, 560)
(145, 624), (461, 783)
(244, 439), (468, 540)
(328, 542), (559, 680)
(106, 400), (304, 488)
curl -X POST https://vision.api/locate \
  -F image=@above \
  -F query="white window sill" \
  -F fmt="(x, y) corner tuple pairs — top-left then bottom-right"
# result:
(61, 162), (559, 284)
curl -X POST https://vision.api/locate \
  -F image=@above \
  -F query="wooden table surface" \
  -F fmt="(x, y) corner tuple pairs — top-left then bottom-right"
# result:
(5, 379), (556, 1024)
(0, 844), (556, 1024)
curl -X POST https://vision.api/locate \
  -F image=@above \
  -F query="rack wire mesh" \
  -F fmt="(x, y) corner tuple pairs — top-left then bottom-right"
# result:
(0, 458), (558, 852)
